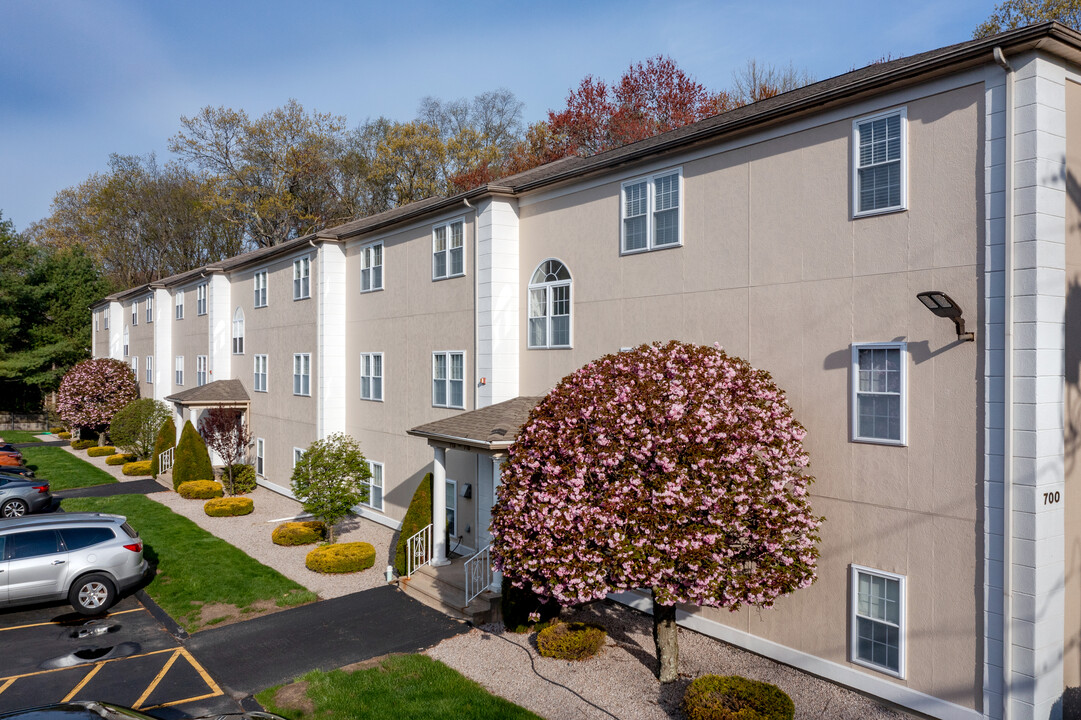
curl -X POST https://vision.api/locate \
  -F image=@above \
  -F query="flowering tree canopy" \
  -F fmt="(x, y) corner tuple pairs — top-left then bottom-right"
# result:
(56, 358), (139, 438)
(490, 340), (822, 681)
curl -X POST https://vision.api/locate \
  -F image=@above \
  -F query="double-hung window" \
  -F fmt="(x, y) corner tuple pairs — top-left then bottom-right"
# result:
(232, 308), (244, 354)
(360, 242), (383, 292)
(94, 312), (99, 331)
(293, 257), (310, 300)
(131, 356), (138, 376)
(851, 565), (905, 677)
(131, 303), (138, 326)
(853, 108), (906, 216)
(146, 355), (153, 384)
(851, 343), (906, 445)
(122, 327), (129, 357)
(175, 356), (184, 386)
(196, 355), (208, 386)
(432, 351), (464, 409)
(432, 220), (464, 280)
(255, 438), (265, 477)
(196, 284), (207, 316)
(104, 311), (109, 330)
(528, 259), (572, 349)
(360, 352), (383, 401)
(293, 353), (311, 396)
(175, 291), (184, 320)
(293, 447), (304, 468)
(363, 461), (384, 511)
(146, 295), (153, 323)
(445, 479), (457, 537)
(254, 355), (268, 392)
(254, 271), (268, 308)
(621, 168), (682, 253)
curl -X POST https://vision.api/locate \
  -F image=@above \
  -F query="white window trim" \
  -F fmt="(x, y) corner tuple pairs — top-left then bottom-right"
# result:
(232, 307), (245, 355)
(850, 564), (906, 679)
(94, 312), (99, 331)
(851, 107), (908, 219)
(363, 460), (384, 512)
(445, 478), (457, 537)
(360, 241), (384, 293)
(293, 447), (304, 469)
(254, 354), (268, 393)
(293, 353), (311, 397)
(431, 217), (466, 281)
(146, 296), (153, 323)
(850, 342), (907, 446)
(146, 356), (153, 384)
(360, 352), (384, 402)
(131, 303), (138, 326)
(196, 283), (208, 316)
(619, 167), (683, 255)
(175, 356), (184, 386)
(175, 291), (184, 320)
(293, 256), (311, 301)
(527, 258), (573, 350)
(122, 326), (129, 357)
(104, 311), (109, 330)
(432, 350), (466, 409)
(254, 270), (268, 308)
(131, 356), (138, 375)
(255, 438), (265, 477)
(196, 355), (208, 387)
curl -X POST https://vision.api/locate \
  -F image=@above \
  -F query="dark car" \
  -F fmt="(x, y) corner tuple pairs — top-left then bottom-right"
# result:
(0, 465), (35, 478)
(0, 702), (287, 720)
(0, 475), (51, 517)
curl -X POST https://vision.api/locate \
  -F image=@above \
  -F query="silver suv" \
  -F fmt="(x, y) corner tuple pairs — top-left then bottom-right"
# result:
(0, 513), (148, 615)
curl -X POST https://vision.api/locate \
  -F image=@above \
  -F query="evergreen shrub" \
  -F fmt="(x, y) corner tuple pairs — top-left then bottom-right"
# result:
(305, 542), (376, 573)
(204, 497), (254, 517)
(150, 416), (177, 479)
(172, 420), (213, 491)
(536, 621), (606, 661)
(106, 453), (137, 465)
(122, 460), (153, 476)
(87, 446), (117, 457)
(231, 463), (257, 494)
(71, 439), (96, 450)
(682, 675), (794, 720)
(272, 521), (327, 546)
(179, 480), (224, 499)
(394, 472), (432, 576)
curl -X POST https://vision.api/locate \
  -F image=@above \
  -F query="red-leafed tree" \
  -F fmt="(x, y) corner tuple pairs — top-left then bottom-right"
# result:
(56, 358), (140, 443)
(490, 341), (822, 682)
(199, 406), (251, 495)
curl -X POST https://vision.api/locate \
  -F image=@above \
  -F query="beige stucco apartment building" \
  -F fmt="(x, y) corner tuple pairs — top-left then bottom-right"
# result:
(91, 23), (1081, 720)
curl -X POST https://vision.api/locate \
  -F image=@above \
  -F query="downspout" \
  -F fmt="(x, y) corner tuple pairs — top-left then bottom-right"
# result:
(463, 197), (478, 411)
(993, 45), (1014, 720)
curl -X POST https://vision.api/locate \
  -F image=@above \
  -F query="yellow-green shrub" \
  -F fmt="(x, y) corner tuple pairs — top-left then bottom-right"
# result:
(58, 432), (72, 439)
(71, 439), (96, 450)
(205, 497), (254, 517)
(49, 426), (64, 434)
(87, 445), (116, 457)
(536, 621), (606, 661)
(683, 675), (794, 720)
(179, 480), (224, 499)
(122, 460), (153, 476)
(106, 453), (137, 465)
(305, 542), (376, 573)
(272, 521), (327, 546)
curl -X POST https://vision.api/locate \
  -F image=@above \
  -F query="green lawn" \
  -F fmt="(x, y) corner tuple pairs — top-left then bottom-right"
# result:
(1, 430), (44, 443)
(256, 654), (542, 720)
(21, 446), (117, 490)
(61, 494), (316, 632)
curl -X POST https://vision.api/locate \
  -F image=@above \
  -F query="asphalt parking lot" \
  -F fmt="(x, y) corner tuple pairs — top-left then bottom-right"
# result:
(0, 595), (239, 717)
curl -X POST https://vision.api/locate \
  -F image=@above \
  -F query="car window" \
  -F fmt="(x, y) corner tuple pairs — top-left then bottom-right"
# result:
(120, 522), (138, 539)
(5, 530), (60, 559)
(60, 527), (116, 551)
(0, 478), (8, 487)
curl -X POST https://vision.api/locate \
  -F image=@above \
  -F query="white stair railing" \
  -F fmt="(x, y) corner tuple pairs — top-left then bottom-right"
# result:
(464, 545), (492, 606)
(406, 524), (433, 577)
(159, 446), (175, 474)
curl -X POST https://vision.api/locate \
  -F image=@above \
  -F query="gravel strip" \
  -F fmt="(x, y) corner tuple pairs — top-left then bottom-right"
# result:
(426, 601), (913, 720)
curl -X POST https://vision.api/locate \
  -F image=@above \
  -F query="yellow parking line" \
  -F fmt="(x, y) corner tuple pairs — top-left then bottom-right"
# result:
(0, 646), (175, 682)
(177, 647), (222, 695)
(0, 608), (145, 633)
(62, 663), (103, 702)
(142, 692), (220, 711)
(132, 649), (180, 709)
(0, 677), (16, 696)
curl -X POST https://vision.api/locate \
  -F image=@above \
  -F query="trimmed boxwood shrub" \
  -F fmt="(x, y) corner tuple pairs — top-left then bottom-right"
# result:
(394, 472), (432, 576)
(536, 621), (606, 661)
(58, 432), (72, 439)
(49, 426), (64, 434)
(150, 416), (177, 479)
(87, 445), (116, 457)
(502, 577), (561, 633)
(306, 542), (376, 573)
(172, 420), (213, 491)
(683, 675), (794, 720)
(106, 453), (138, 466)
(122, 460), (153, 476)
(231, 463), (257, 494)
(71, 439), (96, 450)
(205, 497), (254, 517)
(272, 521), (327, 546)
(179, 480), (224, 499)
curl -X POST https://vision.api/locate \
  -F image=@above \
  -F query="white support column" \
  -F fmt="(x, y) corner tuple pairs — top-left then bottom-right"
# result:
(476, 197), (520, 409)
(207, 273), (231, 383)
(432, 446), (450, 566)
(317, 242), (347, 439)
(489, 456), (504, 591)
(108, 302), (122, 360)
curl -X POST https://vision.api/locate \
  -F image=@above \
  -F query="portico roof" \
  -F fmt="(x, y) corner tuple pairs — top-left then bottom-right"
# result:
(165, 379), (250, 407)
(407, 396), (543, 452)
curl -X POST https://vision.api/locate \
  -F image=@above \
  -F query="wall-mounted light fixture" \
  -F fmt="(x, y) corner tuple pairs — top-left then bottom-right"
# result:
(461, 483), (472, 499)
(916, 291), (974, 342)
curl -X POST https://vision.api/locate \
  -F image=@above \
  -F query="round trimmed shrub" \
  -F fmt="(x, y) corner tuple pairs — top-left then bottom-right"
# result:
(106, 453), (138, 466)
(536, 621), (607, 661)
(122, 460), (153, 476)
(179, 480), (224, 499)
(683, 675), (794, 720)
(71, 439), (96, 450)
(86, 445), (116, 457)
(49, 426), (64, 434)
(204, 497), (254, 517)
(502, 577), (561, 633)
(272, 521), (327, 546)
(58, 432), (72, 439)
(305, 542), (376, 573)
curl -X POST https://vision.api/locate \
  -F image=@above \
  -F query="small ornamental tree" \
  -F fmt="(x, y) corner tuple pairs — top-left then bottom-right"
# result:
(109, 399), (170, 460)
(490, 341), (822, 683)
(199, 406), (252, 495)
(290, 433), (370, 543)
(56, 358), (139, 443)
(171, 420), (214, 490)
(150, 416), (177, 478)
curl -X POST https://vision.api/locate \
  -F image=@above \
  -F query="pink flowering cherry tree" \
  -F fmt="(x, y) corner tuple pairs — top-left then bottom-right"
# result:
(490, 340), (822, 682)
(56, 358), (140, 443)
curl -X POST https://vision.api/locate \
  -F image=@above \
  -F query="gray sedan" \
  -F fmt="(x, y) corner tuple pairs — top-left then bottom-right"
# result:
(0, 475), (52, 517)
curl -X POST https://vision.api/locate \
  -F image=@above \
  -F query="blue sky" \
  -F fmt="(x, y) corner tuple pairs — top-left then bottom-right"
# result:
(1, 0), (992, 231)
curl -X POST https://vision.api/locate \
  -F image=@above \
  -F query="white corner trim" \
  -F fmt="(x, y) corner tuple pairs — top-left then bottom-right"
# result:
(607, 591), (983, 720)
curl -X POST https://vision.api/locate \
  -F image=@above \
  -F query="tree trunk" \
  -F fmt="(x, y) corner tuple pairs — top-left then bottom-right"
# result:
(652, 591), (679, 683)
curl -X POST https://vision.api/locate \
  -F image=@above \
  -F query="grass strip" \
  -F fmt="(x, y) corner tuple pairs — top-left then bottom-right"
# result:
(61, 494), (316, 632)
(256, 654), (543, 720)
(1, 430), (44, 443)
(22, 446), (117, 490)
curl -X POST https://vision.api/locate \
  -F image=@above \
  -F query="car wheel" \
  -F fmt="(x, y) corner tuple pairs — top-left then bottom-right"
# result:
(1, 499), (28, 518)
(69, 574), (116, 615)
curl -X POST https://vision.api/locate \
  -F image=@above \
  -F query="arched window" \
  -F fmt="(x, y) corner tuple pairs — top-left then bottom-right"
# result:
(122, 326), (129, 357)
(232, 307), (244, 355)
(528, 259), (572, 349)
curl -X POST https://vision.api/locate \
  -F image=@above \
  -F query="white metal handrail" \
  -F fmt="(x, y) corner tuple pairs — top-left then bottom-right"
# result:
(159, 446), (174, 474)
(464, 545), (492, 606)
(406, 524), (432, 577)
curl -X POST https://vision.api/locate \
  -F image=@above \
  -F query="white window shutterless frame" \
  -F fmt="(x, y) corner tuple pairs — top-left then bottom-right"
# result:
(851, 342), (906, 445)
(850, 565), (906, 678)
(620, 168), (682, 254)
(255, 438), (265, 476)
(145, 356), (153, 383)
(364, 460), (384, 511)
(527, 259), (572, 349)
(852, 108), (907, 217)
(432, 219), (465, 280)
(146, 295), (153, 323)
(254, 355), (268, 392)
(293, 257), (311, 300)
(254, 271), (268, 308)
(360, 242), (383, 292)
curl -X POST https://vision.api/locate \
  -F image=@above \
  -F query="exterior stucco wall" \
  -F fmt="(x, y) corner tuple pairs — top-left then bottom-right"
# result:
(124, 295), (154, 396)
